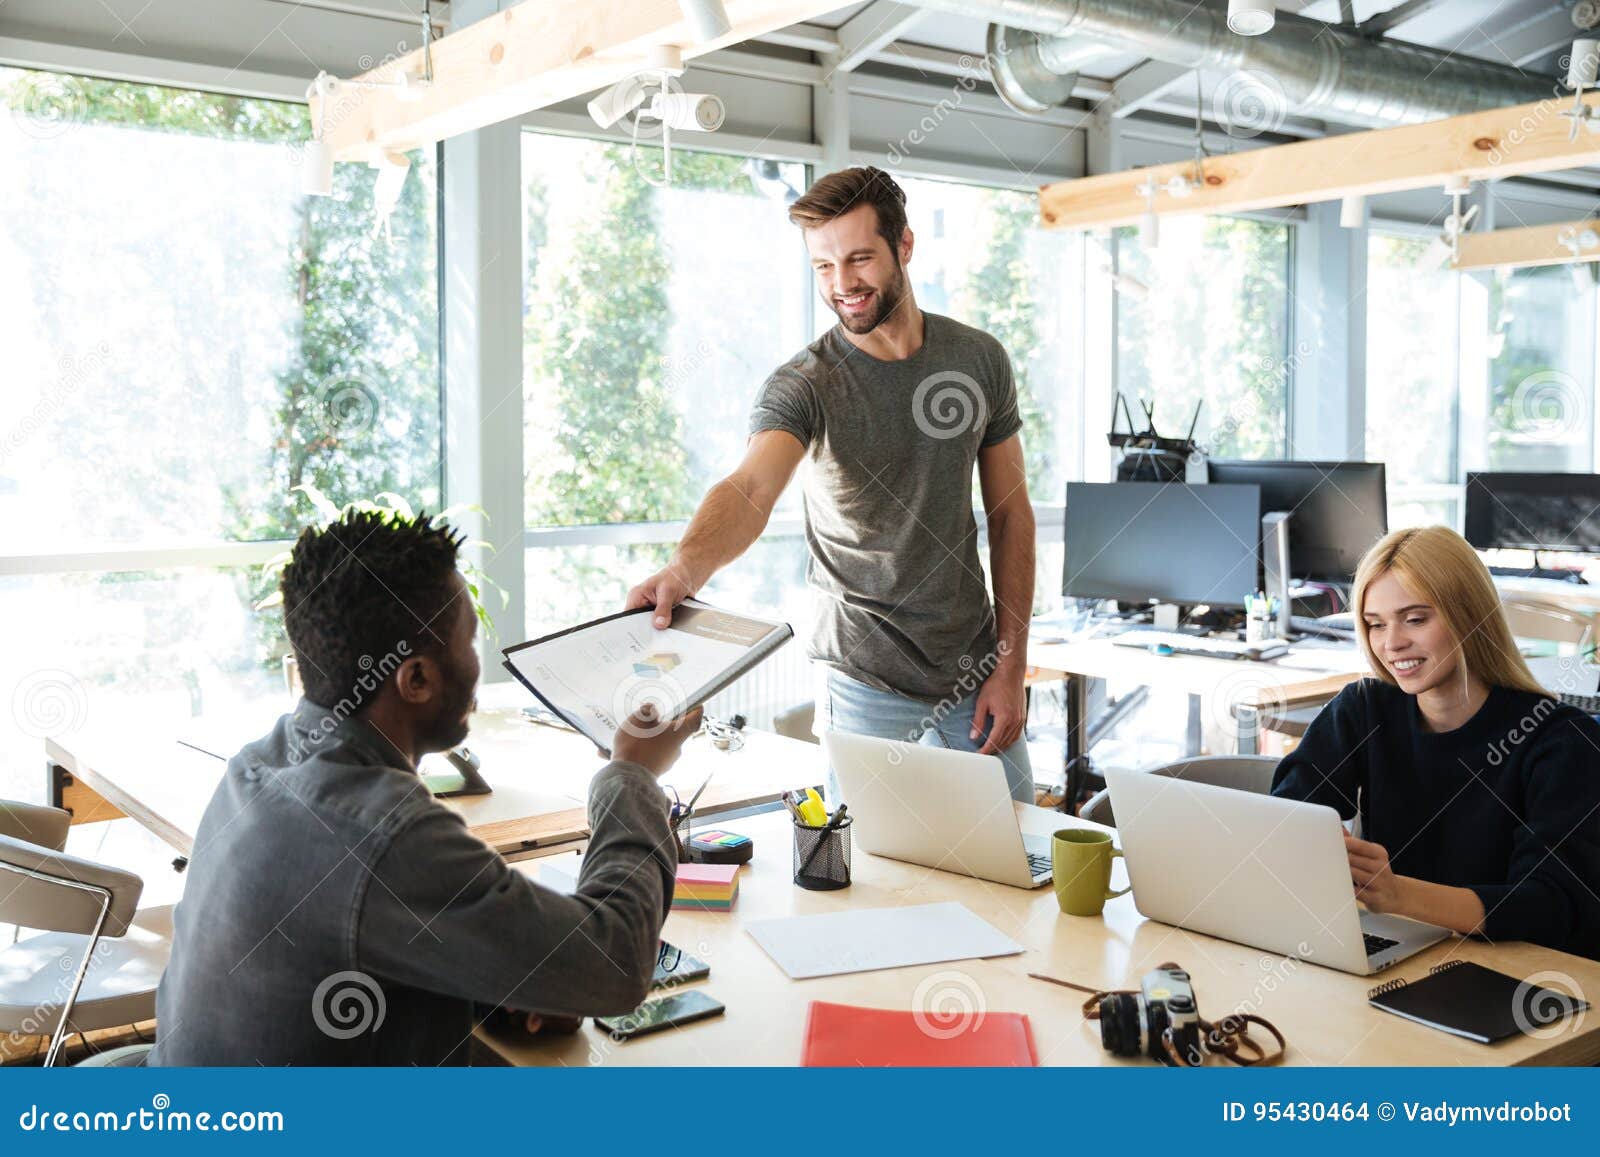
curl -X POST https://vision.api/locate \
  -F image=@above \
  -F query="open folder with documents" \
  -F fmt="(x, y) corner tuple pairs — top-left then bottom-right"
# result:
(502, 599), (792, 753)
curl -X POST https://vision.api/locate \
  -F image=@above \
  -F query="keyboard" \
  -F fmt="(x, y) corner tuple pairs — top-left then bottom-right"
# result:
(1026, 850), (1053, 878)
(1110, 630), (1289, 662)
(1363, 932), (1399, 957)
(1291, 614), (1355, 640)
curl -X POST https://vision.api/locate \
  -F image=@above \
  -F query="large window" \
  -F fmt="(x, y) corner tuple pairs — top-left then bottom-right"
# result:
(1486, 265), (1596, 473)
(1365, 231), (1460, 528)
(521, 133), (813, 722)
(1114, 217), (1292, 459)
(0, 68), (441, 802)
(893, 175), (1085, 616)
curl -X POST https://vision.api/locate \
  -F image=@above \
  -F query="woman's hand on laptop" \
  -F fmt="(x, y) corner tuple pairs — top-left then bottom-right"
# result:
(612, 705), (705, 777)
(1346, 833), (1406, 913)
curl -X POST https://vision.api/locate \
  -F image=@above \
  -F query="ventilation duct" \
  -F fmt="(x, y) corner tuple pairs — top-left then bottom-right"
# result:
(914, 0), (1556, 127)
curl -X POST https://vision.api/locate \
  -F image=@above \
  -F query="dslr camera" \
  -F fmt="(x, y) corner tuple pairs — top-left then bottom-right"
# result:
(1097, 963), (1204, 1066)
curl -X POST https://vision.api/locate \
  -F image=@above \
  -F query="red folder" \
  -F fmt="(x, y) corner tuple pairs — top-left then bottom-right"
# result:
(800, 1000), (1038, 1067)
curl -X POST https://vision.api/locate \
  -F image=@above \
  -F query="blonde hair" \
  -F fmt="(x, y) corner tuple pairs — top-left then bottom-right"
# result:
(1351, 525), (1546, 696)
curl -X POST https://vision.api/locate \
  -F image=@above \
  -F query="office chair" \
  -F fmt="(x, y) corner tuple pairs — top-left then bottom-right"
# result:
(0, 803), (172, 1067)
(1500, 597), (1594, 652)
(1081, 755), (1279, 828)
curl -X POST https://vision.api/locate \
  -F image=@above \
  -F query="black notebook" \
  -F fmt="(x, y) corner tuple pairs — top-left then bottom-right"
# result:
(1368, 960), (1589, 1043)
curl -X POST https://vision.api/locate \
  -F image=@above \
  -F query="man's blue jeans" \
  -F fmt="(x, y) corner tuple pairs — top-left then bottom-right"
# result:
(818, 668), (1035, 805)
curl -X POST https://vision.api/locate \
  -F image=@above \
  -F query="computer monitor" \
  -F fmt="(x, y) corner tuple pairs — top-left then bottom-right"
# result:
(1205, 459), (1388, 582)
(1463, 472), (1600, 552)
(1063, 481), (1260, 609)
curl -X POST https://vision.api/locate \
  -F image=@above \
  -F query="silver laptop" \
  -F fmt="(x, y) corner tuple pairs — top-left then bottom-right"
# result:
(823, 731), (1052, 889)
(1104, 767), (1448, 974)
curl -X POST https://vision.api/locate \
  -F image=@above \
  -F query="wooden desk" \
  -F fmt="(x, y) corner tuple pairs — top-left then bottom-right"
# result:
(45, 683), (827, 861)
(1026, 637), (1368, 805)
(483, 807), (1600, 1067)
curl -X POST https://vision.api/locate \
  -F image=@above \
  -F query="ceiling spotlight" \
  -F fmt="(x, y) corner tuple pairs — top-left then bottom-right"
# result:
(1572, 263), (1594, 294)
(1338, 194), (1366, 229)
(301, 72), (337, 198)
(679, 0), (731, 43)
(1227, 0), (1276, 36)
(587, 79), (648, 129)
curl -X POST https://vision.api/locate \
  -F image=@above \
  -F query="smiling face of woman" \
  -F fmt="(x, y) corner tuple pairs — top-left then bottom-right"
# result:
(1360, 569), (1464, 695)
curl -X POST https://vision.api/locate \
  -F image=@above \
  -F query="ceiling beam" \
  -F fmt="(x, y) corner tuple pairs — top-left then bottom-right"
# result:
(1454, 218), (1600, 271)
(834, 1), (926, 73)
(1037, 92), (1600, 231)
(1108, 60), (1195, 118)
(754, 21), (838, 53)
(1497, 6), (1581, 67)
(315, 0), (842, 160)
(1357, 0), (1449, 39)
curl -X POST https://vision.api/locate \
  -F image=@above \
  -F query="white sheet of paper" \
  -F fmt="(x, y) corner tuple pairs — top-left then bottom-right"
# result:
(744, 901), (1024, 980)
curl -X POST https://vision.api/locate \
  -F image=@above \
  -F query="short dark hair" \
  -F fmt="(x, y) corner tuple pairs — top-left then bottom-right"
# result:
(788, 166), (908, 256)
(280, 509), (465, 709)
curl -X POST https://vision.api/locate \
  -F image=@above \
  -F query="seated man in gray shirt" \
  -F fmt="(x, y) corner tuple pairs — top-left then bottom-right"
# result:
(149, 509), (698, 1065)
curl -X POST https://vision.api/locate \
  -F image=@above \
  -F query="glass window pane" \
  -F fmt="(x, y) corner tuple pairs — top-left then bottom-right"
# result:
(1, 567), (286, 802)
(1365, 232), (1458, 488)
(0, 68), (442, 551)
(894, 175), (1084, 500)
(521, 134), (810, 527)
(1486, 265), (1595, 472)
(1114, 217), (1290, 458)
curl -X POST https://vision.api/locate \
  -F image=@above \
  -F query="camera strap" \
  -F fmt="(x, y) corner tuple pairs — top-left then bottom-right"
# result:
(1028, 971), (1288, 1067)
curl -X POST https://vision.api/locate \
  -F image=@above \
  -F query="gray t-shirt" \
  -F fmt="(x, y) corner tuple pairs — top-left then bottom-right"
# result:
(749, 312), (1022, 703)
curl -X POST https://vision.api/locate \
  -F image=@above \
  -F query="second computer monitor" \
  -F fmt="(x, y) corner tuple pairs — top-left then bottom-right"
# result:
(1205, 459), (1388, 582)
(1063, 481), (1261, 609)
(1463, 472), (1600, 552)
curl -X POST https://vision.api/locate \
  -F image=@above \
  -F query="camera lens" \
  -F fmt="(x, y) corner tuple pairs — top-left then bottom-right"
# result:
(1098, 994), (1142, 1057)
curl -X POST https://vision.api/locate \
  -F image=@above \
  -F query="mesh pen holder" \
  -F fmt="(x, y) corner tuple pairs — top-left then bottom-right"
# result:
(792, 816), (852, 891)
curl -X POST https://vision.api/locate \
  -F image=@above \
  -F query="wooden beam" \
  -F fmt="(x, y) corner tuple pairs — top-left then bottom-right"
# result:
(834, 1), (926, 73)
(315, 0), (842, 160)
(1454, 219), (1600, 272)
(1038, 93), (1600, 231)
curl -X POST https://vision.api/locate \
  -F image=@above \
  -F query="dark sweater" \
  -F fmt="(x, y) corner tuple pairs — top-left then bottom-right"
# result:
(1272, 678), (1600, 960)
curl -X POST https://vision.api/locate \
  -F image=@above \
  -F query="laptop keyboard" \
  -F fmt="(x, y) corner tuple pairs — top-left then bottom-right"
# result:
(1364, 932), (1399, 957)
(1026, 851), (1053, 877)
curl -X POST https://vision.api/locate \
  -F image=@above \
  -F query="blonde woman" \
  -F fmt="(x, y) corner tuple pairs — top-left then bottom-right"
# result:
(1272, 525), (1600, 959)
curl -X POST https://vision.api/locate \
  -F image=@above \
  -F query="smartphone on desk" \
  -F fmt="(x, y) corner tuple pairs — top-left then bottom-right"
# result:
(594, 990), (725, 1040)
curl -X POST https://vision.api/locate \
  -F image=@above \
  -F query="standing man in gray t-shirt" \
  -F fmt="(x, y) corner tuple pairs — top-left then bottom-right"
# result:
(625, 167), (1036, 802)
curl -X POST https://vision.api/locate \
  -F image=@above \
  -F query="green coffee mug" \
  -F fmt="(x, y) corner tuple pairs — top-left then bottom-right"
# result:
(1052, 828), (1130, 917)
